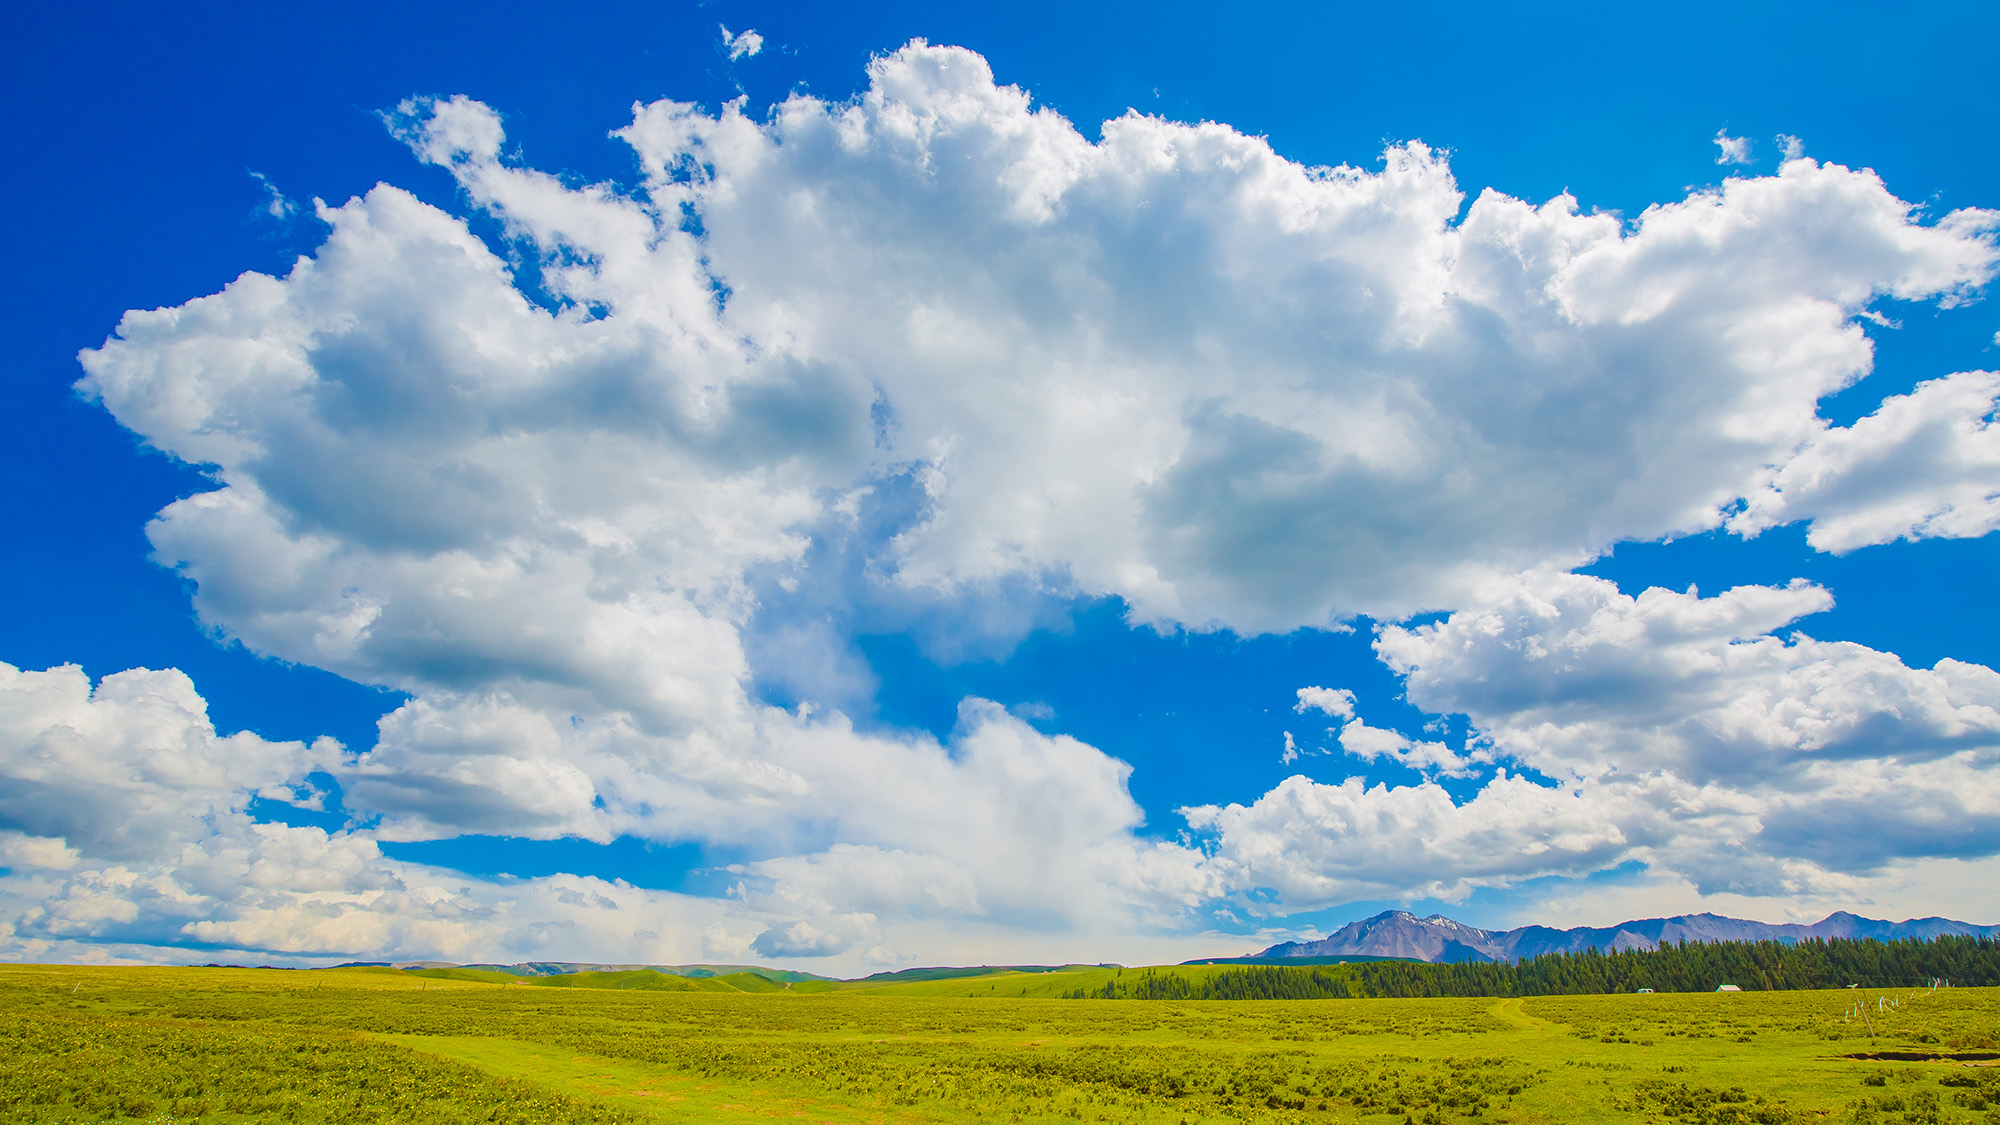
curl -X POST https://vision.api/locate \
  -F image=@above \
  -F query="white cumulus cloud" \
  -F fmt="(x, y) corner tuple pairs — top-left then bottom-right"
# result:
(1335, 718), (1474, 777)
(1376, 573), (2000, 894)
(0, 660), (1224, 971)
(1184, 573), (2000, 915)
(1184, 771), (1636, 909)
(1294, 685), (1357, 719)
(0, 662), (332, 863)
(1729, 370), (2000, 551)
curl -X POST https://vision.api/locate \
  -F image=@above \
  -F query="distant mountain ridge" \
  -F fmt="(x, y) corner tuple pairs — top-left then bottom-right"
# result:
(1257, 910), (2000, 965)
(332, 961), (837, 983)
(330, 960), (1097, 984)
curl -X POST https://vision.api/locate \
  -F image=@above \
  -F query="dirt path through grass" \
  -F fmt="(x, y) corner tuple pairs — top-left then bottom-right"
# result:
(378, 1033), (915, 1124)
(1487, 997), (1553, 1032)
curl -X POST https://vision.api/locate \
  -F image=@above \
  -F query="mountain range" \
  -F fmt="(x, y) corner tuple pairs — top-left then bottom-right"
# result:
(1254, 909), (2000, 965)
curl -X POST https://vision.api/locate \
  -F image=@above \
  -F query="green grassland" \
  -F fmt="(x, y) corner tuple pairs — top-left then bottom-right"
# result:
(453, 964), (837, 984)
(3, 962), (1997, 1125)
(403, 967), (794, 993)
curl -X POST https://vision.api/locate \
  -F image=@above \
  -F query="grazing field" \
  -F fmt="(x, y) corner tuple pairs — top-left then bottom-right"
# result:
(2, 964), (1997, 1125)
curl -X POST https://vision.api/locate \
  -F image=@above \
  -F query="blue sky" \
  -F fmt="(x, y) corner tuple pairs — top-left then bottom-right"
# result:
(3, 0), (1999, 971)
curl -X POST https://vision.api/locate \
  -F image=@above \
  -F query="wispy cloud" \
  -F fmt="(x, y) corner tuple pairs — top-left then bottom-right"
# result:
(248, 170), (295, 218)
(720, 25), (763, 60)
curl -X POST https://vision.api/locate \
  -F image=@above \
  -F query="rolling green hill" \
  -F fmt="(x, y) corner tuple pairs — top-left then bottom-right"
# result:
(398, 967), (532, 986)
(456, 962), (832, 983)
(1180, 954), (1419, 966)
(527, 969), (788, 993)
(851, 964), (1096, 983)
(789, 963), (1348, 998)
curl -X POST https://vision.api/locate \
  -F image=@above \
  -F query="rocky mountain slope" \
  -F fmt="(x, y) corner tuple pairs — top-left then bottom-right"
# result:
(1258, 909), (2000, 964)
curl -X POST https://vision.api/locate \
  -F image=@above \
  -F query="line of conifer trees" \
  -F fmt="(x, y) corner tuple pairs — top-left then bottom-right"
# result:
(1063, 935), (2000, 1000)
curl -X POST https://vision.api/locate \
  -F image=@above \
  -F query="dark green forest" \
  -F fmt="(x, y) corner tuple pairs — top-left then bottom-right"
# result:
(1065, 935), (2000, 1000)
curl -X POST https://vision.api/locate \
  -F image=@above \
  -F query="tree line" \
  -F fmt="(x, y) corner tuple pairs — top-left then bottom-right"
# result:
(1064, 935), (2000, 1000)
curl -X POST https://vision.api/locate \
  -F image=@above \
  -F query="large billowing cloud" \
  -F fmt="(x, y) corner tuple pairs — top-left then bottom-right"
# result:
(0, 661), (457, 960)
(0, 661), (1214, 968)
(1184, 574), (2000, 916)
(0, 662), (330, 863)
(42, 40), (2000, 961)
(1380, 573), (2000, 886)
(357, 46), (2000, 632)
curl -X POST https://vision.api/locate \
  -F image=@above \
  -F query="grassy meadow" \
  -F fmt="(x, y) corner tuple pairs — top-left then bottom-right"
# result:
(3, 962), (1997, 1125)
